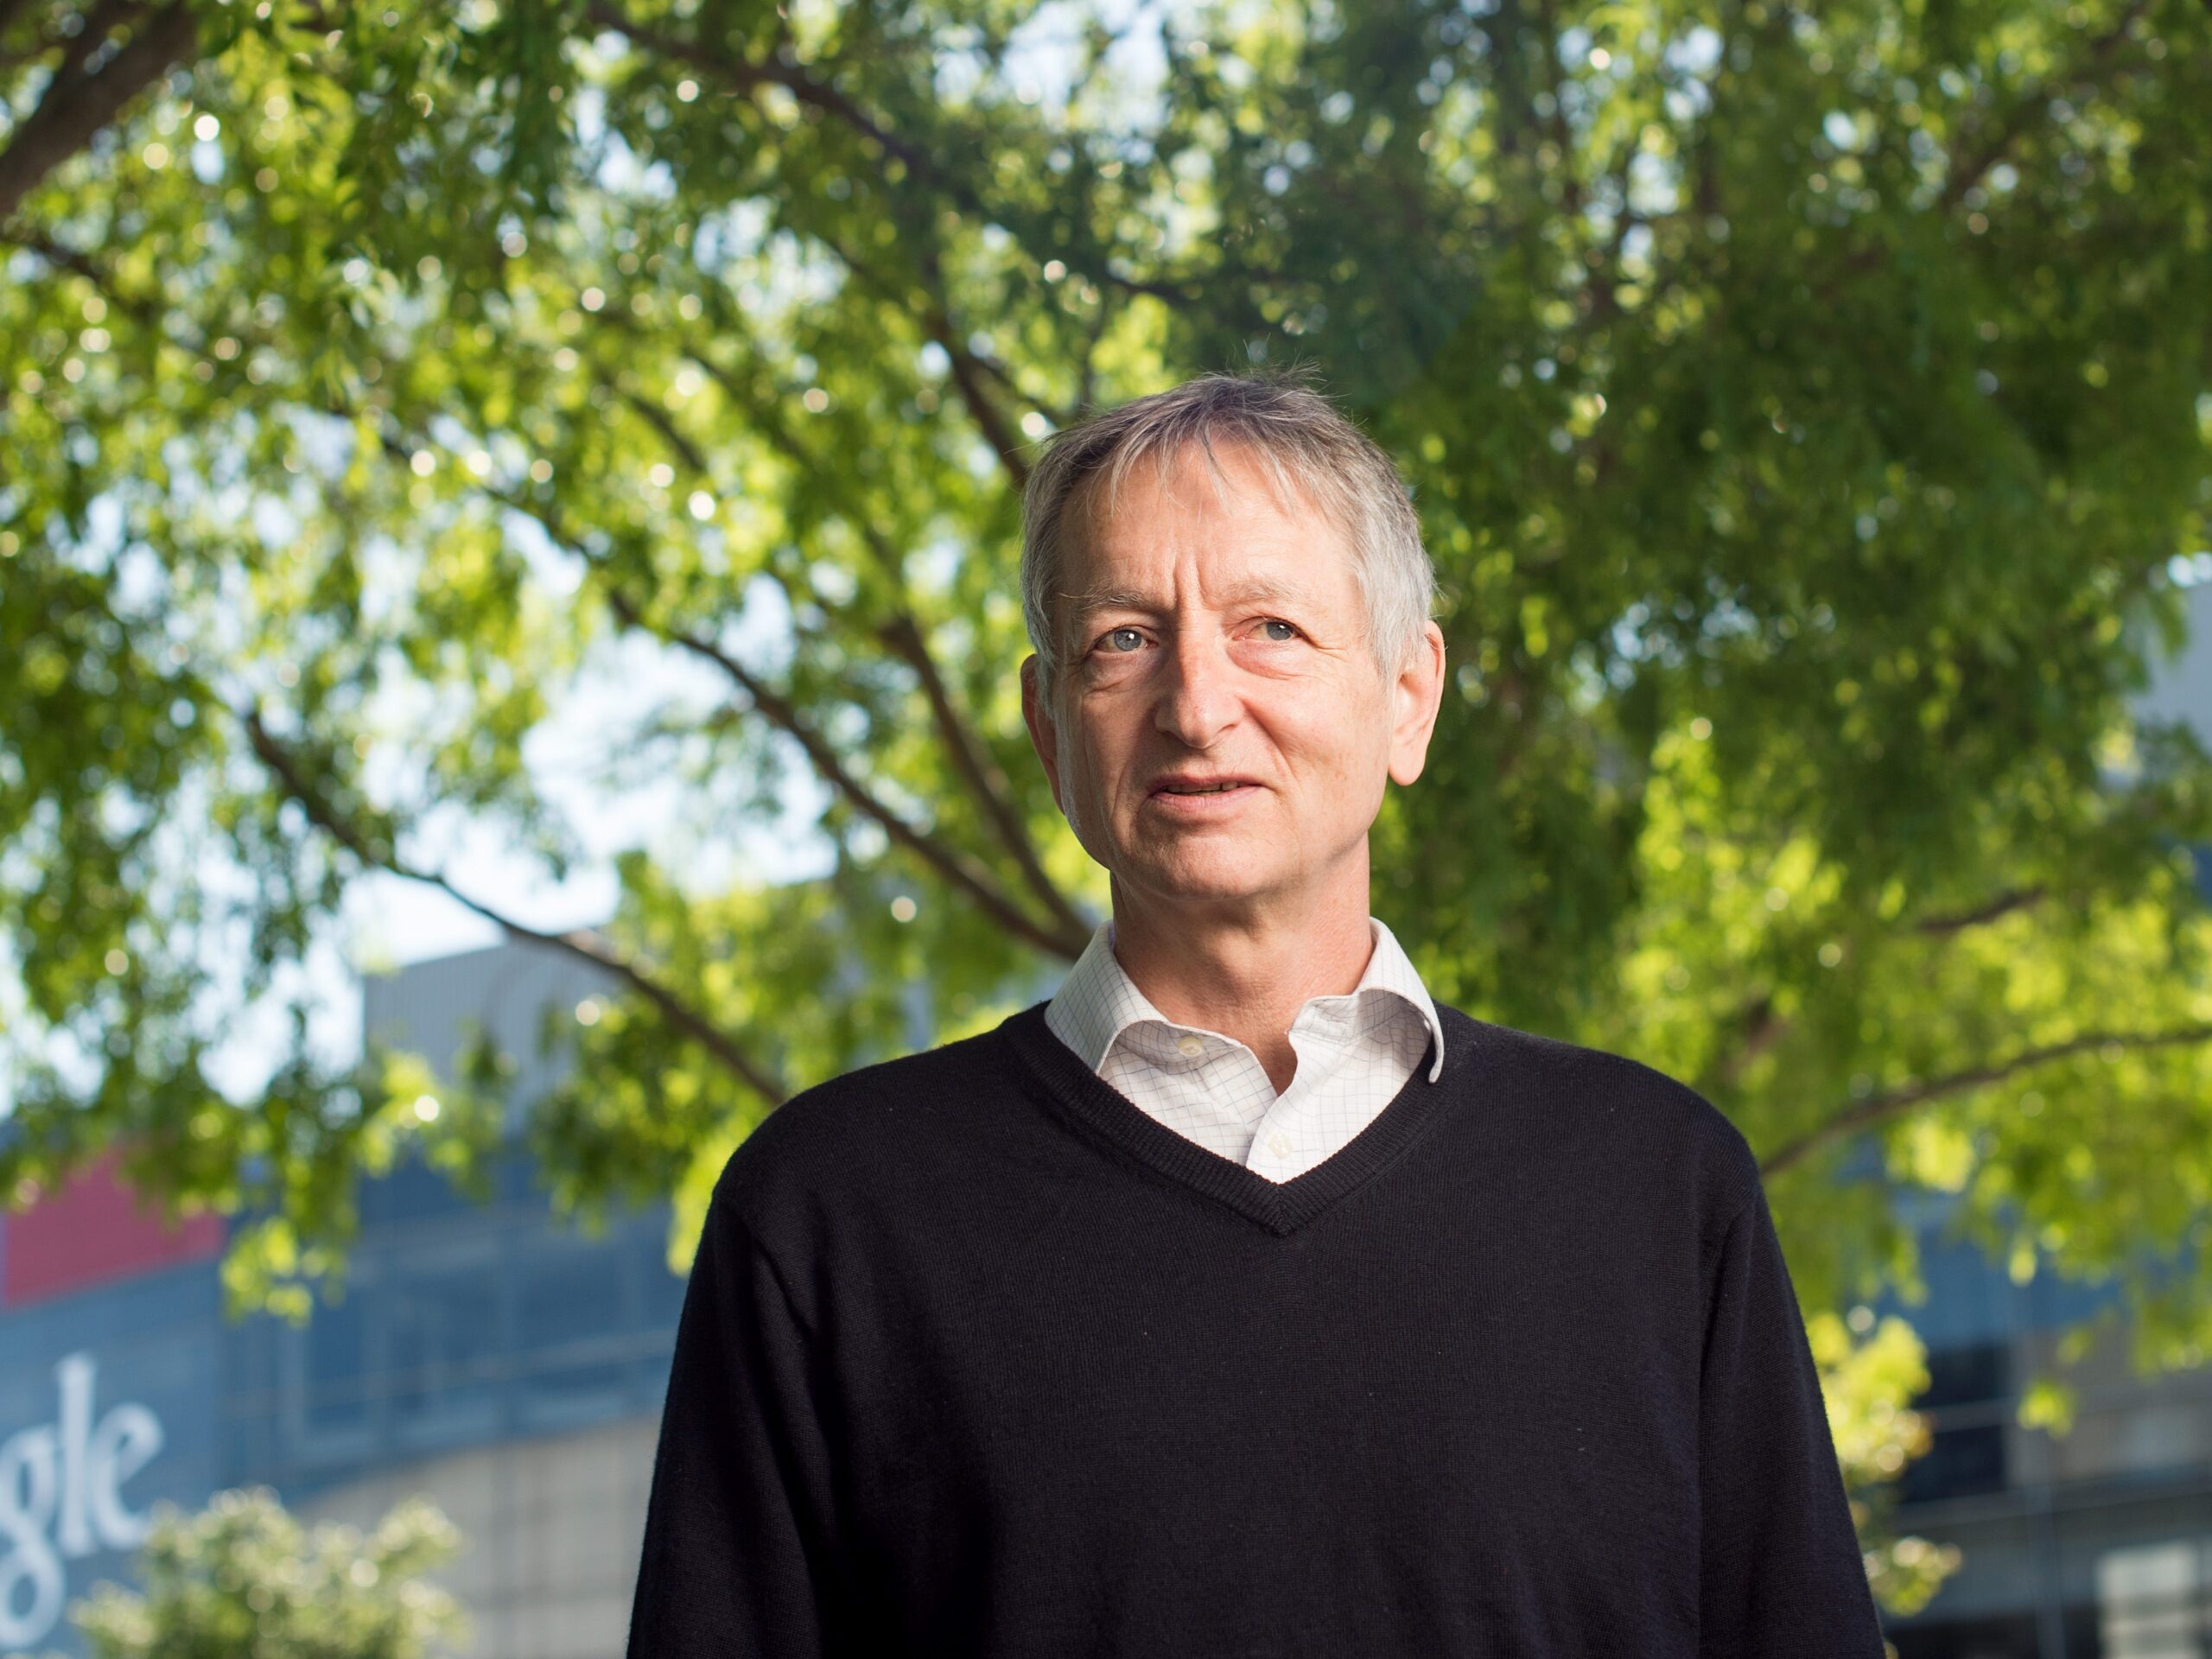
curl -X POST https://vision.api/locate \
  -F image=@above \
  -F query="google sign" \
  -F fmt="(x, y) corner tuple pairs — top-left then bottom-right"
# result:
(0, 1353), (162, 1649)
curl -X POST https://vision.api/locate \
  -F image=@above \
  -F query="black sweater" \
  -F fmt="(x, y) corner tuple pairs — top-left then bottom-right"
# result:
(624, 1001), (1887, 1657)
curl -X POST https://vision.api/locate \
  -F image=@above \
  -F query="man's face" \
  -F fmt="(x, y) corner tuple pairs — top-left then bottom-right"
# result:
(1020, 441), (1445, 915)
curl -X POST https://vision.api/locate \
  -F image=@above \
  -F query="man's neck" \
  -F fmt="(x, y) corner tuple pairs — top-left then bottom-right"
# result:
(1107, 861), (1377, 1093)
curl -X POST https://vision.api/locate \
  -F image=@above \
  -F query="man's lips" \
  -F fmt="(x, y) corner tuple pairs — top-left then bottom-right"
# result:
(1142, 776), (1264, 817)
(1147, 776), (1261, 796)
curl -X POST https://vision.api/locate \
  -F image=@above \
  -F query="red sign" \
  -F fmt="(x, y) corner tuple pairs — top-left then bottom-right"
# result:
(1, 1151), (225, 1309)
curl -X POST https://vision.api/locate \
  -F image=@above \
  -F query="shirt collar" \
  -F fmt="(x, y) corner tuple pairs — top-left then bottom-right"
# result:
(1046, 915), (1446, 1084)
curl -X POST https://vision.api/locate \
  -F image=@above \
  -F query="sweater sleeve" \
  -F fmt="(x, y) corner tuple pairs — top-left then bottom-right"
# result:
(1698, 1180), (1887, 1657)
(625, 1192), (845, 1659)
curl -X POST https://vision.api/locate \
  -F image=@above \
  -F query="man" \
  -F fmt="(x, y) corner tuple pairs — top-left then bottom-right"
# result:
(624, 372), (1887, 1656)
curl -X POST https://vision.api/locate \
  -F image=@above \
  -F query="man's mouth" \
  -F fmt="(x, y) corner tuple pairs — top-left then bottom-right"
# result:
(1148, 777), (1259, 798)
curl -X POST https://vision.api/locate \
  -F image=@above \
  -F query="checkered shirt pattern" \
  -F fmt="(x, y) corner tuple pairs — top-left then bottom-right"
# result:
(1044, 916), (1445, 1185)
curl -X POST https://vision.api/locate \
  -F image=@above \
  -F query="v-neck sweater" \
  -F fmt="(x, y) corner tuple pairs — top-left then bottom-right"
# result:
(1044, 914), (1445, 1183)
(624, 1001), (1887, 1658)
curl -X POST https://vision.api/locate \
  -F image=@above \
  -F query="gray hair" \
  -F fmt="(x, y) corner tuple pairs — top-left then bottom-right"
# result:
(1018, 369), (1436, 694)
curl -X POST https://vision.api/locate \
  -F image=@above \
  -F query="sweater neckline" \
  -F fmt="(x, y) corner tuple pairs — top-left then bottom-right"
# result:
(999, 999), (1471, 1238)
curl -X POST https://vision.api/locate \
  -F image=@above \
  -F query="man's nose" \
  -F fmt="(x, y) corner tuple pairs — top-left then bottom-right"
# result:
(1153, 626), (1239, 748)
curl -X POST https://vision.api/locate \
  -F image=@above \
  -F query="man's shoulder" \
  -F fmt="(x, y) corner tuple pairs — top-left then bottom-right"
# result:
(1438, 1004), (1764, 1223)
(707, 1009), (1032, 1231)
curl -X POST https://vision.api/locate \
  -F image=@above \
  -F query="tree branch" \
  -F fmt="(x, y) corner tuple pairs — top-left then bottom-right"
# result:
(3, 224), (162, 327)
(582, 0), (1188, 347)
(1534, 0), (1584, 221)
(346, 372), (1082, 959)
(1915, 885), (2049, 937)
(801, 222), (1046, 485)
(1712, 993), (1791, 1090)
(1939, 0), (2154, 211)
(828, 226), (1076, 424)
(963, 340), (1078, 429)
(874, 609), (1090, 941)
(600, 588), (1086, 960)
(613, 382), (710, 477)
(905, 238), (1032, 487)
(238, 707), (789, 1106)
(578, 0), (949, 195)
(671, 342), (1084, 937)
(1758, 1021), (2212, 1179)
(0, 0), (198, 226)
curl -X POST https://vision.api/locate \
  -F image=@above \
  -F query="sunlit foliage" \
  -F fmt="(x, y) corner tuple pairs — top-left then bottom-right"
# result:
(68, 1486), (462, 1659)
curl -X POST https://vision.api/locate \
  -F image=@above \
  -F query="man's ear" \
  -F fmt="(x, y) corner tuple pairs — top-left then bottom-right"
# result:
(1386, 621), (1448, 788)
(1020, 655), (1065, 811)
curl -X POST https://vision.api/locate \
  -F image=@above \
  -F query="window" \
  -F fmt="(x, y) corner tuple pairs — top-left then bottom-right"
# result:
(303, 1289), (373, 1435)
(1903, 1422), (2008, 1505)
(386, 1240), (504, 1446)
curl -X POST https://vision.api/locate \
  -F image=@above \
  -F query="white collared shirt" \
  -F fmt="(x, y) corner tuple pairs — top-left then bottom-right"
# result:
(1044, 917), (1445, 1184)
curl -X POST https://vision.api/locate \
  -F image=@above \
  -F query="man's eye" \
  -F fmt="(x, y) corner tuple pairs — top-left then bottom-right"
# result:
(1259, 619), (1300, 641)
(1101, 626), (1147, 653)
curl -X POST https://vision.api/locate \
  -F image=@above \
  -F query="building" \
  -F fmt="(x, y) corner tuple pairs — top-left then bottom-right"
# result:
(1874, 1185), (2212, 1657)
(0, 941), (675, 1658)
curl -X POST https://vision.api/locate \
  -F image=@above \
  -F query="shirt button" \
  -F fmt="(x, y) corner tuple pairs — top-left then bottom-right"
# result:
(1268, 1132), (1292, 1158)
(1176, 1034), (1205, 1058)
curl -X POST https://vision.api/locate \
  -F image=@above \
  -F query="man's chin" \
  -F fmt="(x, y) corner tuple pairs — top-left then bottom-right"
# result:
(1109, 849), (1287, 908)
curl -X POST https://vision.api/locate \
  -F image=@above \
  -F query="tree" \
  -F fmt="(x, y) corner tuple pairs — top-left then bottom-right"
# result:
(61, 1485), (462, 1658)
(4, 0), (2210, 1616)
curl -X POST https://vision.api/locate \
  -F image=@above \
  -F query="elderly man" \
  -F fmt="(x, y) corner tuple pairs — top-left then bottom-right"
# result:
(625, 373), (1886, 1656)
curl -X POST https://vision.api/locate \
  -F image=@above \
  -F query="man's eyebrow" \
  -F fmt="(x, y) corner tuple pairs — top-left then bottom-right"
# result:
(1058, 575), (1307, 626)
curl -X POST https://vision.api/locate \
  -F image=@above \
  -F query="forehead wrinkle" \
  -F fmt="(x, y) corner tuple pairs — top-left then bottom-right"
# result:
(1053, 436), (1353, 657)
(1059, 571), (1316, 629)
(1060, 584), (1155, 627)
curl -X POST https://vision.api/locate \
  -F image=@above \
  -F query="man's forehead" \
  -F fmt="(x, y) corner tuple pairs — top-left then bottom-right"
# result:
(1059, 571), (1309, 621)
(1071, 435), (1311, 537)
(1046, 438), (1361, 649)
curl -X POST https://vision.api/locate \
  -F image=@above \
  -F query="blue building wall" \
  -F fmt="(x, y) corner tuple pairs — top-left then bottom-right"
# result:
(216, 1152), (684, 1510)
(0, 1146), (685, 1656)
(0, 1262), (228, 1652)
(1874, 1188), (2212, 1657)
